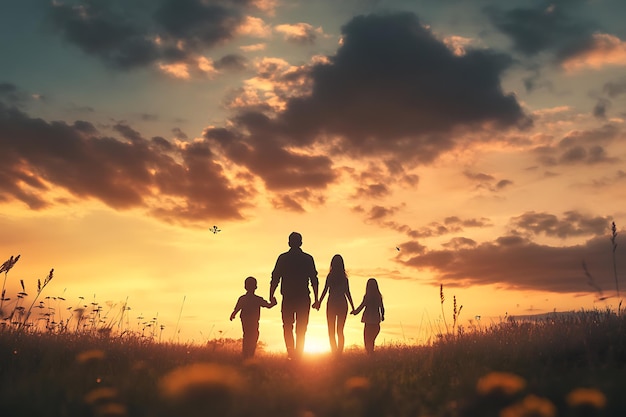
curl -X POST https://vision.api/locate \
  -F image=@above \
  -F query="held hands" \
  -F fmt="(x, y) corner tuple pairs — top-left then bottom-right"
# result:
(269, 297), (278, 308)
(350, 309), (357, 315)
(312, 300), (321, 310)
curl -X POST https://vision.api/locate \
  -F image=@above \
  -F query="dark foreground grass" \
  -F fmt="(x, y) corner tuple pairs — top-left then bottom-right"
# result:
(1, 309), (625, 417)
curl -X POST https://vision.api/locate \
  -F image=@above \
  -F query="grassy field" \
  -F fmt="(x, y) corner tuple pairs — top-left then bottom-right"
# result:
(1, 308), (624, 417)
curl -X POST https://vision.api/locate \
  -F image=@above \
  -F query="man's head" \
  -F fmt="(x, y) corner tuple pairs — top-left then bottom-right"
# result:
(288, 232), (302, 248)
(244, 276), (257, 291)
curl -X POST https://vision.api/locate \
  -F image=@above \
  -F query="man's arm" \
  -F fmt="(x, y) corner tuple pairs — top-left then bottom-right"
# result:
(309, 256), (319, 307)
(269, 255), (281, 301)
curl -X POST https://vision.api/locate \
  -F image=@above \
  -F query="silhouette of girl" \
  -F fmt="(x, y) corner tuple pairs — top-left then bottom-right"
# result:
(316, 254), (355, 354)
(352, 278), (385, 355)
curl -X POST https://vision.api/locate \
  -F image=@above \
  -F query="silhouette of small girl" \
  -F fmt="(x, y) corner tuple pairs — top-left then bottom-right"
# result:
(351, 278), (385, 355)
(230, 276), (277, 358)
(314, 254), (355, 354)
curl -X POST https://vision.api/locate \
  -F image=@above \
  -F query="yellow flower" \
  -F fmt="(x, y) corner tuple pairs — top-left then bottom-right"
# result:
(476, 372), (526, 396)
(84, 387), (118, 405)
(94, 402), (127, 416)
(344, 376), (371, 393)
(76, 349), (106, 363)
(500, 394), (556, 417)
(160, 362), (243, 400)
(566, 388), (607, 409)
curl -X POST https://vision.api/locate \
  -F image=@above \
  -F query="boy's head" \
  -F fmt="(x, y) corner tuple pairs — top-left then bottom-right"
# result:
(244, 276), (257, 292)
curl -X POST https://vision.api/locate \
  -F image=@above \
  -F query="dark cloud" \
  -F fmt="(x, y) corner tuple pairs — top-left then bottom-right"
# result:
(271, 194), (305, 212)
(278, 12), (529, 158)
(464, 171), (495, 182)
(587, 169), (626, 188)
(603, 78), (626, 98)
(0, 83), (19, 102)
(534, 124), (622, 166)
(205, 125), (337, 192)
(214, 54), (248, 71)
(399, 232), (614, 293)
(485, 2), (595, 60)
(139, 113), (159, 122)
(354, 183), (390, 199)
(47, 2), (161, 69)
(271, 189), (324, 212)
(355, 205), (492, 239)
(593, 99), (610, 119)
(464, 170), (514, 192)
(406, 216), (492, 239)
(0, 82), (39, 107)
(496, 179), (513, 190)
(511, 211), (610, 239)
(441, 237), (478, 250)
(171, 127), (188, 140)
(367, 205), (399, 221)
(46, 0), (257, 70)
(0, 103), (252, 224)
(207, 12), (528, 194)
(397, 232), (621, 295)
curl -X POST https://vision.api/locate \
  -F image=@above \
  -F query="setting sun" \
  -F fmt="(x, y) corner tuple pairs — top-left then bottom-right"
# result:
(303, 337), (331, 355)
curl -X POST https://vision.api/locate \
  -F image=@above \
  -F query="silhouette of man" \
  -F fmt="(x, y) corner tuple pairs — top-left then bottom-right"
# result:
(270, 232), (319, 359)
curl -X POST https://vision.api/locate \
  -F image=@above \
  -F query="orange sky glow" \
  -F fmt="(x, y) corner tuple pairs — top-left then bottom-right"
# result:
(1, 0), (626, 354)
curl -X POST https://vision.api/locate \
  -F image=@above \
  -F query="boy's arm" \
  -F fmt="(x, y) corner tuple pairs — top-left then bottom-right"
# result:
(262, 297), (277, 308)
(230, 298), (242, 321)
(381, 300), (385, 321)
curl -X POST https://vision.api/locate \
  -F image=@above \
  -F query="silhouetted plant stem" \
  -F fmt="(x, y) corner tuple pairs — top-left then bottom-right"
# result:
(21, 269), (53, 329)
(0, 255), (20, 314)
(173, 295), (186, 341)
(611, 222), (620, 300)
(440, 284), (449, 335)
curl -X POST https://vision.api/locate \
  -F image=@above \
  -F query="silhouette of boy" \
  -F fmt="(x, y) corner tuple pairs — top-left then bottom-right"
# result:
(230, 276), (276, 358)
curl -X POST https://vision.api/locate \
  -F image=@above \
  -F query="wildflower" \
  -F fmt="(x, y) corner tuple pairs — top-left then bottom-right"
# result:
(76, 349), (106, 363)
(84, 387), (118, 405)
(500, 394), (557, 417)
(345, 376), (371, 394)
(160, 363), (243, 399)
(476, 372), (526, 396)
(160, 362), (243, 416)
(94, 402), (127, 416)
(566, 388), (607, 409)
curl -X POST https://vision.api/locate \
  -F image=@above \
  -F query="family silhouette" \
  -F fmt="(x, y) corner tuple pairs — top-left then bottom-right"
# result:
(230, 232), (385, 358)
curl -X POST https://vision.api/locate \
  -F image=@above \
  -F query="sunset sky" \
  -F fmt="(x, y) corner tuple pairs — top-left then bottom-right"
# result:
(2, 0), (626, 353)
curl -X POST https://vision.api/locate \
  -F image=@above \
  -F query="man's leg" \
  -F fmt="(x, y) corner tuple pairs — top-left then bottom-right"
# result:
(282, 300), (296, 358)
(294, 298), (311, 357)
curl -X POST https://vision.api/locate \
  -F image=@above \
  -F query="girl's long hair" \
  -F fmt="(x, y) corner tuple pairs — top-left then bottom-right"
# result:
(328, 254), (347, 283)
(364, 278), (382, 305)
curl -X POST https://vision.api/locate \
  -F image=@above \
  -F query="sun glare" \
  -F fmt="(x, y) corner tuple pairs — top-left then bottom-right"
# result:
(303, 337), (331, 354)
